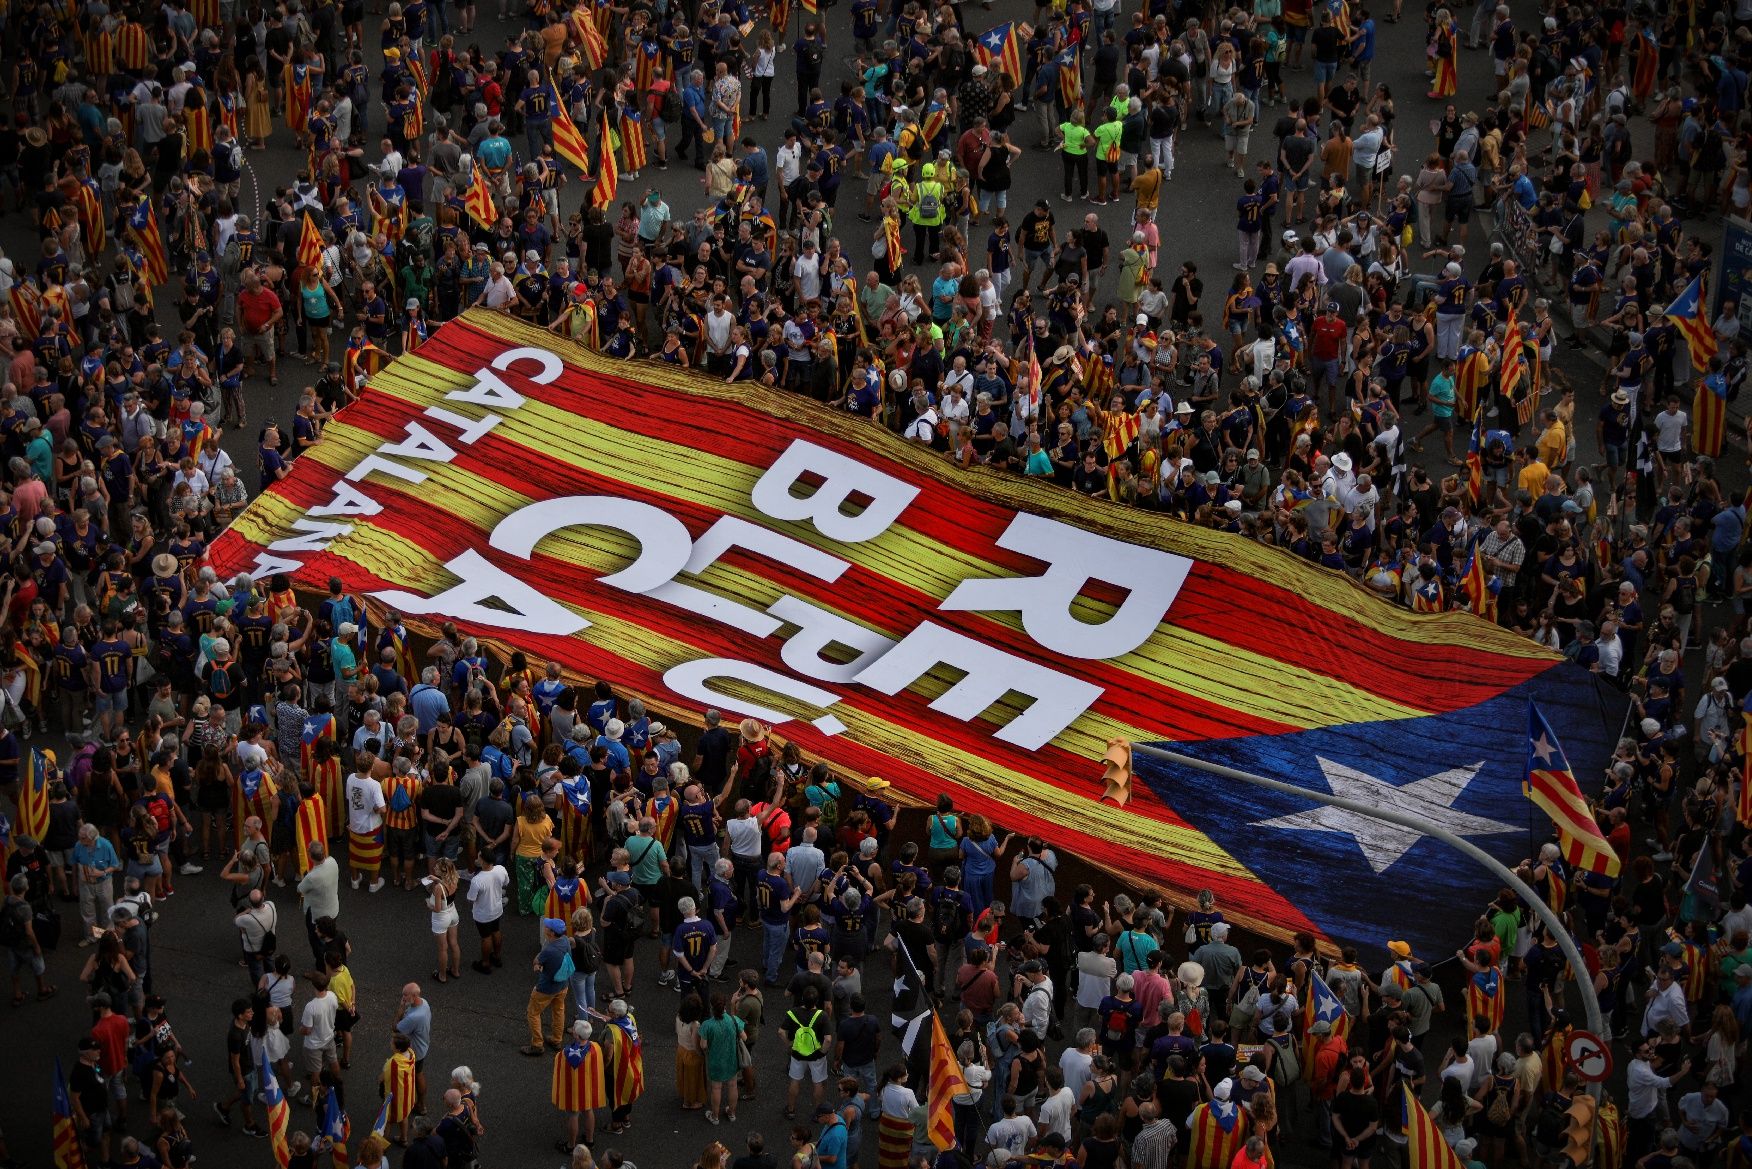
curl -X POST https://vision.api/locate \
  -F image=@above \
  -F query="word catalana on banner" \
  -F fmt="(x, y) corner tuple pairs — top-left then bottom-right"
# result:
(209, 310), (1619, 951)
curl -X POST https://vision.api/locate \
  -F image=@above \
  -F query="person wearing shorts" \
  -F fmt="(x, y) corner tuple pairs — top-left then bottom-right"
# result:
(784, 991), (831, 1114)
(299, 971), (340, 1085)
(468, 855), (509, 973)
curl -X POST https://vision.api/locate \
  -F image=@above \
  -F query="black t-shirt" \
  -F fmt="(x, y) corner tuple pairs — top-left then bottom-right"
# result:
(1071, 904), (1102, 952)
(1311, 25), (1343, 63)
(896, 918), (936, 976)
(696, 726), (735, 783)
(472, 797), (514, 844)
(1156, 1078), (1201, 1136)
(227, 1022), (250, 1065)
(1019, 210), (1056, 250)
(1079, 228), (1111, 268)
(416, 782), (465, 829)
(1332, 1089), (1380, 1138)
(70, 1061), (108, 1115)
(837, 1013), (882, 1065)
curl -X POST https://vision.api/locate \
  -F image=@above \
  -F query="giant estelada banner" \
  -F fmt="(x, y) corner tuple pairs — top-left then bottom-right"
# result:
(211, 309), (1624, 953)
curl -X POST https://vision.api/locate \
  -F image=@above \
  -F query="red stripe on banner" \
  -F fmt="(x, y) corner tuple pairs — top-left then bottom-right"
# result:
(318, 393), (1293, 743)
(222, 471), (1318, 934)
(417, 321), (1550, 714)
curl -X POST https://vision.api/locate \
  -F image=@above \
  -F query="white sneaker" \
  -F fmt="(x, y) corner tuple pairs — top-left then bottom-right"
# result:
(179, 862), (204, 875)
(351, 876), (362, 890)
(368, 879), (386, 893)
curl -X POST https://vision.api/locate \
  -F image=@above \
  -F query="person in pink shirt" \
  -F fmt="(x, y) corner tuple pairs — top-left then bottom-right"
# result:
(1133, 949), (1174, 1031)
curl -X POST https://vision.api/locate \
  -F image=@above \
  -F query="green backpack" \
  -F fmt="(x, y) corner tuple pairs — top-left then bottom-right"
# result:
(789, 1010), (823, 1058)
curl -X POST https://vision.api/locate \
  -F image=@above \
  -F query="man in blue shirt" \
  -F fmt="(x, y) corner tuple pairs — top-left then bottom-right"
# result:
(680, 70), (710, 170)
(523, 919), (571, 1055)
(757, 855), (798, 985)
(670, 897), (718, 995)
(73, 823), (121, 941)
(815, 1103), (849, 1169)
(407, 668), (451, 734)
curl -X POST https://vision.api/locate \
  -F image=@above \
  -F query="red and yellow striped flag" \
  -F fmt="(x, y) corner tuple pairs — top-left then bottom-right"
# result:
(1405, 1086), (1466, 1169)
(465, 166), (497, 230)
(621, 111), (648, 172)
(185, 90), (213, 155)
(589, 113), (619, 209)
(1526, 704), (1620, 878)
(1696, 373), (1729, 458)
(297, 212), (325, 273)
(1738, 709), (1752, 829)
(552, 97), (592, 174)
(202, 309), (1620, 955)
(927, 1014), (967, 1151)
(53, 1059), (87, 1169)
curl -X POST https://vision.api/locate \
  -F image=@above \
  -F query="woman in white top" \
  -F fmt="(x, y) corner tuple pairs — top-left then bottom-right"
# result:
(875, 1064), (920, 1169)
(750, 31), (777, 119)
(428, 857), (462, 984)
(257, 953), (297, 1035)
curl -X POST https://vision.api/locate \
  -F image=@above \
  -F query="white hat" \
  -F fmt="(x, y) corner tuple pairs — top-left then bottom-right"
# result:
(1331, 452), (1353, 473)
(1212, 1079), (1233, 1102)
(648, 721), (667, 737)
(337, 622), (358, 636)
(1177, 961), (1205, 988)
(604, 718), (626, 740)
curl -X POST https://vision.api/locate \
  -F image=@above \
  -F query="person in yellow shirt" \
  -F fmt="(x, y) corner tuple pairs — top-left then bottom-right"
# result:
(325, 949), (358, 1072)
(1535, 408), (1568, 472)
(1130, 156), (1163, 216)
(1516, 447), (1550, 499)
(1057, 108), (1092, 201)
(1091, 106), (1126, 204)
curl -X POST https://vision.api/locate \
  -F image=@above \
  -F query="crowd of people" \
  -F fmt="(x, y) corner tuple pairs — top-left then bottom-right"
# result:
(3, 0), (1752, 1165)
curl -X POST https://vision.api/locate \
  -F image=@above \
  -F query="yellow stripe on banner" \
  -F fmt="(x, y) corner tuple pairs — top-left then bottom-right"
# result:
(353, 356), (1425, 727)
(235, 488), (1266, 884)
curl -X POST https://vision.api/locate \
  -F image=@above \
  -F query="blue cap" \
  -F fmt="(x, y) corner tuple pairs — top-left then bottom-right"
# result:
(541, 917), (567, 934)
(606, 870), (632, 886)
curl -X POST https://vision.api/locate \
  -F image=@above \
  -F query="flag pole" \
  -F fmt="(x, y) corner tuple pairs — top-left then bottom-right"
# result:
(1123, 740), (1606, 1096)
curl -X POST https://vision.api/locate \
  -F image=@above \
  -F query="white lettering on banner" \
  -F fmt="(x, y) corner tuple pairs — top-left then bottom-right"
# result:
(423, 405), (503, 445)
(376, 422), (459, 468)
(267, 518), (355, 554)
(662, 658), (848, 735)
(490, 497), (693, 592)
(370, 549), (590, 635)
(940, 513), (1194, 660)
(647, 516), (851, 638)
(249, 552), (308, 580)
(854, 622), (1103, 750)
(308, 480), (384, 518)
(750, 439), (920, 542)
(767, 595), (897, 683)
(248, 345), (1138, 754)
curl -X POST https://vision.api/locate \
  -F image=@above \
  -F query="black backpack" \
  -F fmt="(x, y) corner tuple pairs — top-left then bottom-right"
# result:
(1534, 1093), (1571, 1147)
(932, 888), (965, 944)
(0, 898), (28, 947)
(660, 85), (683, 124)
(571, 932), (600, 975)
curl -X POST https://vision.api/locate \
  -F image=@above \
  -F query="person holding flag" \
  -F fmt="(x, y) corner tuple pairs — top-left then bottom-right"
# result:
(1667, 273), (1719, 371)
(1525, 703), (1622, 880)
(1455, 932), (1506, 1037)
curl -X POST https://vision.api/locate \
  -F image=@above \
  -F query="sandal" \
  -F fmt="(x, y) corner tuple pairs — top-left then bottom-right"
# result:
(432, 970), (448, 984)
(38, 986), (56, 1000)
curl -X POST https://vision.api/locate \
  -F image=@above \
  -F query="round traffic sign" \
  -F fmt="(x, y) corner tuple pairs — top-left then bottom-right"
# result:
(1564, 1029), (1614, 1083)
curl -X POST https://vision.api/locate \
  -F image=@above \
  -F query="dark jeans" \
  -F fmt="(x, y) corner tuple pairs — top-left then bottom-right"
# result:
(1063, 152), (1089, 197)
(732, 853), (762, 922)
